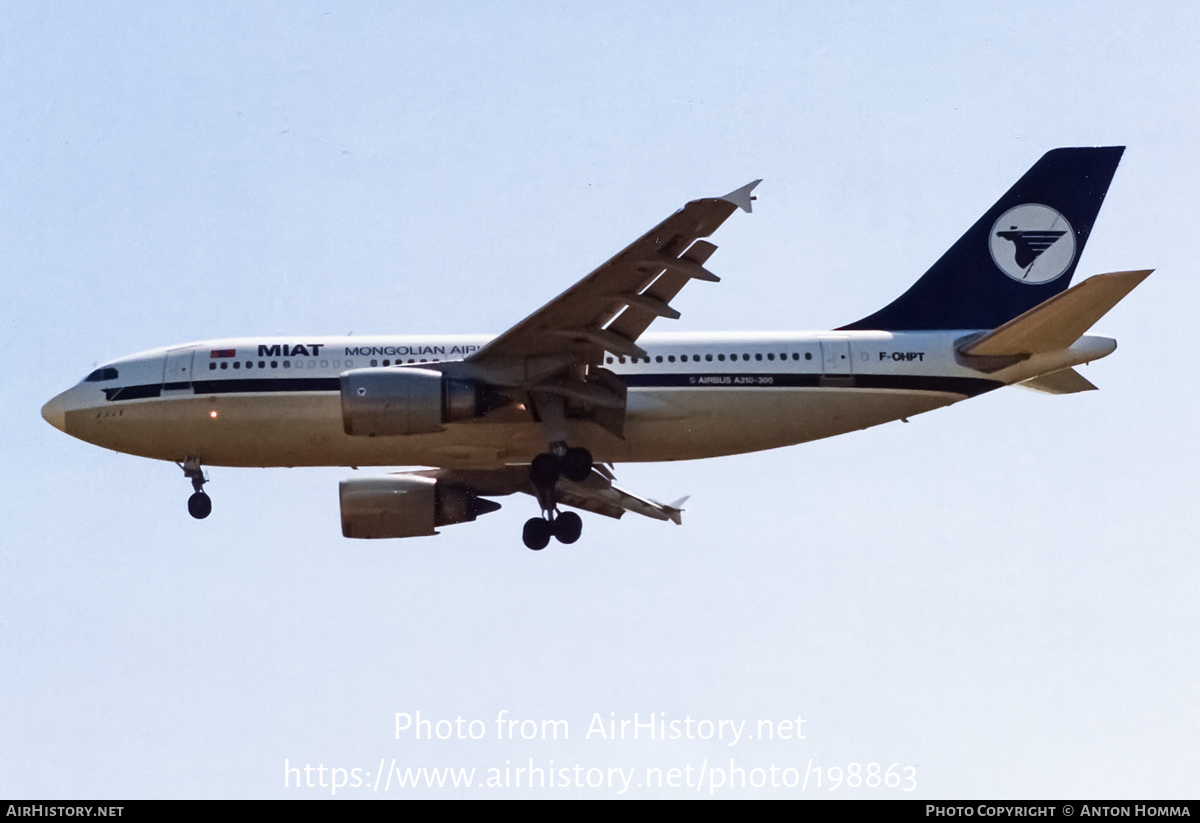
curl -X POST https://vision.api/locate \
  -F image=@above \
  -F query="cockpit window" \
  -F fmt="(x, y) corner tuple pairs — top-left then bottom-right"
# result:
(84, 367), (119, 382)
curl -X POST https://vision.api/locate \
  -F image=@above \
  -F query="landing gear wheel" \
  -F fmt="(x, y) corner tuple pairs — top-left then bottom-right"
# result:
(187, 491), (212, 520)
(561, 447), (593, 482)
(529, 453), (561, 487)
(522, 517), (553, 550)
(553, 511), (583, 544)
(179, 457), (211, 520)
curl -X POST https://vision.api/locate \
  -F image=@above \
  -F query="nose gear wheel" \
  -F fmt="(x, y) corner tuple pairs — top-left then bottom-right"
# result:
(178, 457), (212, 520)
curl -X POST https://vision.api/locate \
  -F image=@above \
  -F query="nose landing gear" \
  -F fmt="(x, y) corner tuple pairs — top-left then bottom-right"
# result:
(178, 457), (212, 520)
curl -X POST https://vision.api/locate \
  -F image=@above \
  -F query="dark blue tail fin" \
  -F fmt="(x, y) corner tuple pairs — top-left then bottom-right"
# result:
(839, 147), (1124, 331)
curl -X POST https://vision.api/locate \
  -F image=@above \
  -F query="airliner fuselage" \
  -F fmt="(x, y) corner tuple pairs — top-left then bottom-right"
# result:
(45, 330), (1116, 469)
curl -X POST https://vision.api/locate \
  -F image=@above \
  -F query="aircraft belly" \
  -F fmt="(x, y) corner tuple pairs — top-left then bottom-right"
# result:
(618, 387), (960, 461)
(67, 385), (964, 468)
(67, 393), (545, 468)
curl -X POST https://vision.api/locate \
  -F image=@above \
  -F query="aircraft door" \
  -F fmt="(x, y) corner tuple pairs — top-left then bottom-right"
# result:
(162, 347), (195, 390)
(819, 337), (852, 375)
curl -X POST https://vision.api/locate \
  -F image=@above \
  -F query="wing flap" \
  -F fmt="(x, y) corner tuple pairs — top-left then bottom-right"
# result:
(556, 471), (686, 523)
(605, 240), (719, 343)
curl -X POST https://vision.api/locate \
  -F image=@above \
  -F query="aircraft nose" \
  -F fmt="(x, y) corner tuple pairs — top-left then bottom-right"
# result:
(41, 392), (67, 432)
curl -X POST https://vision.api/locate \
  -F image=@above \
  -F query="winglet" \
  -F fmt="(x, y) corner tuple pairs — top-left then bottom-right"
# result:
(720, 180), (761, 213)
(665, 496), (690, 525)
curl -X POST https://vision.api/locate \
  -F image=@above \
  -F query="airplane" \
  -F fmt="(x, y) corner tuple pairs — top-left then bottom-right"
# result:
(41, 147), (1150, 550)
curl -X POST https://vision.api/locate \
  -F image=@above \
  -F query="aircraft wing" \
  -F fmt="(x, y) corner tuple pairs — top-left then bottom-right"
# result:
(467, 180), (760, 370)
(422, 465), (685, 524)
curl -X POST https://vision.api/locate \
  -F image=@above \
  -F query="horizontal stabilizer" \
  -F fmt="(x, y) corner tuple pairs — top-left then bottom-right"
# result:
(1018, 368), (1098, 394)
(959, 269), (1152, 357)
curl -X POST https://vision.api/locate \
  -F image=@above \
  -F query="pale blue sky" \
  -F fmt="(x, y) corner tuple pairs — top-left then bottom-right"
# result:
(2, 2), (1196, 798)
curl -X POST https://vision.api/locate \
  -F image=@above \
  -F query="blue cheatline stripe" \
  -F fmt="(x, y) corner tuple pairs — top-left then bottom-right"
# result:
(104, 377), (341, 401)
(103, 373), (1002, 402)
(191, 378), (341, 394)
(624, 373), (1001, 396)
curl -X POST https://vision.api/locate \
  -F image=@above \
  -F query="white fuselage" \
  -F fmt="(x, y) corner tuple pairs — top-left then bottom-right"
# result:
(43, 330), (1116, 470)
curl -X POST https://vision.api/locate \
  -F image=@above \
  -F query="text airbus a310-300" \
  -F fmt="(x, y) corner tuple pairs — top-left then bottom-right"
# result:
(42, 147), (1149, 550)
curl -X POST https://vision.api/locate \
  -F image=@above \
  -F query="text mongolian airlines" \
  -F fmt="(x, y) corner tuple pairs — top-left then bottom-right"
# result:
(43, 147), (1149, 550)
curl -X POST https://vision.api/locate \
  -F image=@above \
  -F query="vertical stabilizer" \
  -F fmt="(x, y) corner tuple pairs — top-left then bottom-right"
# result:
(840, 147), (1124, 331)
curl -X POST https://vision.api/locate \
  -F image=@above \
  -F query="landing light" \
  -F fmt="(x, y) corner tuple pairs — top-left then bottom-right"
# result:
(209, 410), (218, 419)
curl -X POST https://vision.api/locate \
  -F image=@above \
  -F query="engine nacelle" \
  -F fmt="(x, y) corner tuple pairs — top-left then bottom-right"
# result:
(339, 474), (502, 538)
(340, 368), (484, 436)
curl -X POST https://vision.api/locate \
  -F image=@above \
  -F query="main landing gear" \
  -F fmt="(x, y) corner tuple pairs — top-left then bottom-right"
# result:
(523, 445), (591, 551)
(522, 510), (583, 551)
(178, 457), (212, 520)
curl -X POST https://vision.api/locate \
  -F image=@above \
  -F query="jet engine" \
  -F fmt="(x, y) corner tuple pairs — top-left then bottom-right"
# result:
(339, 474), (501, 538)
(340, 368), (494, 436)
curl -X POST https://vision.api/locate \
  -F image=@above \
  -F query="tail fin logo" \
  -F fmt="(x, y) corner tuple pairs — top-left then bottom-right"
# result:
(989, 204), (1076, 285)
